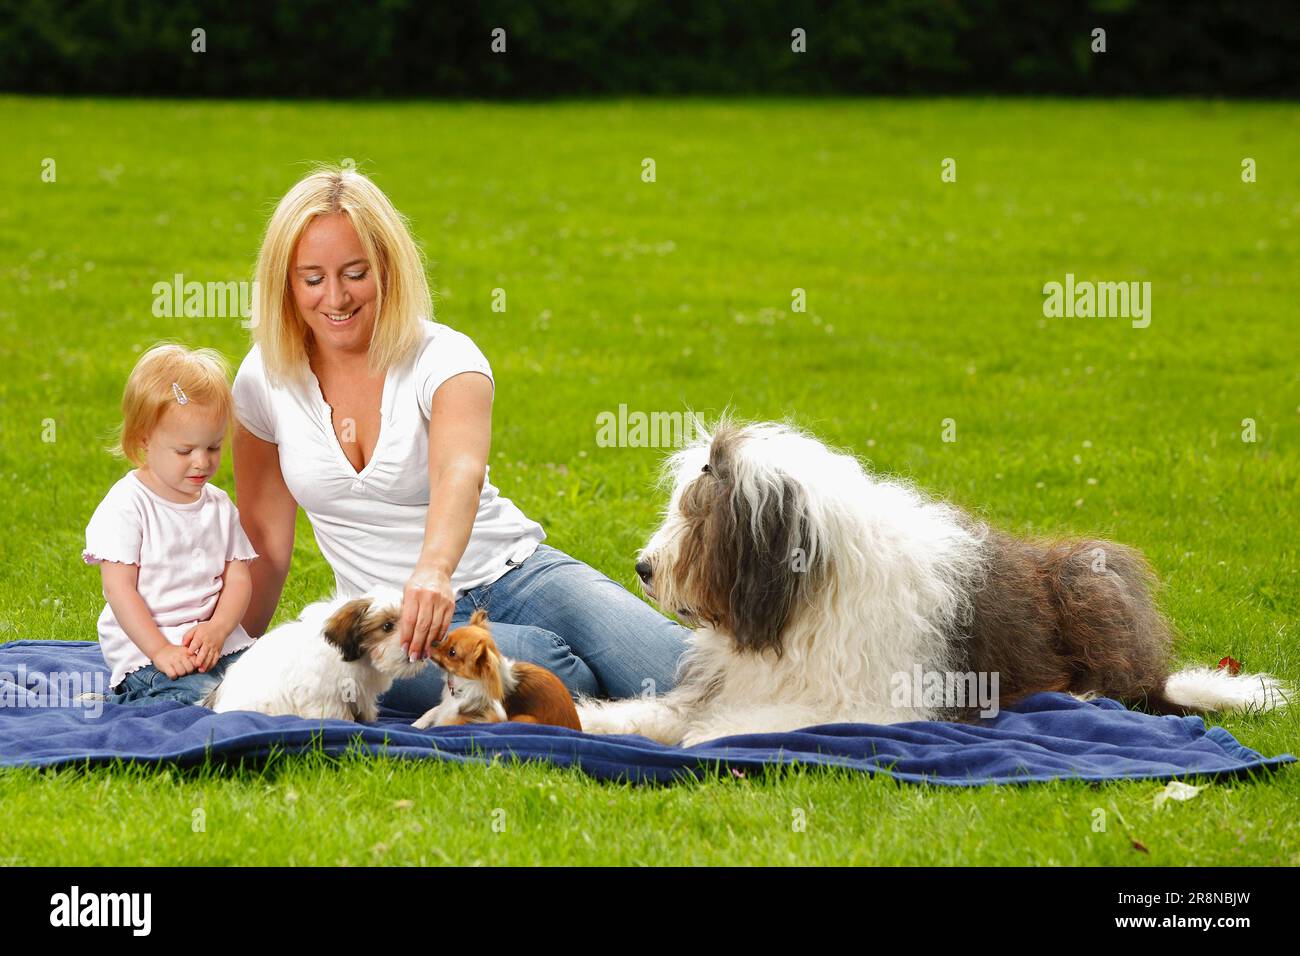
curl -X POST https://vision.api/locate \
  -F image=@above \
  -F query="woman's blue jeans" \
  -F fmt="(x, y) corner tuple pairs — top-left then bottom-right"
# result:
(377, 544), (690, 715)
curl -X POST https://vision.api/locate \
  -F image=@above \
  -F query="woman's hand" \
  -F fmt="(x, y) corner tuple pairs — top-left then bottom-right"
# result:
(400, 564), (456, 662)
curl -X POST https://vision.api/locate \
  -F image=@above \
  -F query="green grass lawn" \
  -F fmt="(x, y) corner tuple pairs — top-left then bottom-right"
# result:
(1, 96), (1297, 866)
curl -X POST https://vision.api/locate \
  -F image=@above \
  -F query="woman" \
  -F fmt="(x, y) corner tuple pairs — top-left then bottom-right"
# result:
(231, 166), (688, 712)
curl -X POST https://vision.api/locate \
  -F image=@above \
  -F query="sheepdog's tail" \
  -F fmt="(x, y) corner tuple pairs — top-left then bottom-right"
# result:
(1161, 667), (1291, 715)
(1035, 536), (1290, 717)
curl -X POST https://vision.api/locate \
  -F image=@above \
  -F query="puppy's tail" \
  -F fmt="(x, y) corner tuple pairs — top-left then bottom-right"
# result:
(1159, 667), (1291, 716)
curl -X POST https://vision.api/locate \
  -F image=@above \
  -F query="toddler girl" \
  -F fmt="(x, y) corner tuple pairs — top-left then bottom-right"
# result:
(83, 343), (259, 706)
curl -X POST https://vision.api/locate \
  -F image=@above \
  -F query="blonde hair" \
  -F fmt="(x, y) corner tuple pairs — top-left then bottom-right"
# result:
(110, 343), (234, 467)
(252, 165), (429, 387)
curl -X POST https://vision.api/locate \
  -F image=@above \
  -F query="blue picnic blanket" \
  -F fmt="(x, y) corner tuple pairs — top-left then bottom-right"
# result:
(0, 640), (1292, 785)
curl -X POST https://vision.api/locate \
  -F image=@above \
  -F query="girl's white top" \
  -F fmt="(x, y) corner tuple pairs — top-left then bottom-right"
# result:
(83, 472), (259, 688)
(230, 320), (544, 601)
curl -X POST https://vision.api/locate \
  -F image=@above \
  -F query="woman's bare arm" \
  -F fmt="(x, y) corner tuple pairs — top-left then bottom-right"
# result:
(400, 371), (494, 659)
(232, 422), (297, 637)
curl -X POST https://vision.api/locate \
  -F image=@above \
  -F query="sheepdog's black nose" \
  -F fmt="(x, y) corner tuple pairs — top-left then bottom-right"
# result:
(635, 559), (653, 583)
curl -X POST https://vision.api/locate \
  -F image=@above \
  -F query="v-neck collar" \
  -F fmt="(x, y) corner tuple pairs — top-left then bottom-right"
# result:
(305, 361), (395, 481)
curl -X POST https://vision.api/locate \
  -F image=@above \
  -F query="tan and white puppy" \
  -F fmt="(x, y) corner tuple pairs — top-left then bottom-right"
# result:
(413, 609), (582, 731)
(202, 586), (425, 722)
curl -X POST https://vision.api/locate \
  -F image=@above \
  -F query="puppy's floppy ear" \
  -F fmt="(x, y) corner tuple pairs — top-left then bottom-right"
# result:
(323, 598), (371, 663)
(469, 608), (490, 629)
(467, 635), (504, 701)
(467, 638), (490, 671)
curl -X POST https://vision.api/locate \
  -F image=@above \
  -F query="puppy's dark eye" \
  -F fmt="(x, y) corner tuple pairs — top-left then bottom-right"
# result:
(383, 621), (394, 632)
(701, 463), (712, 474)
(449, 649), (457, 658)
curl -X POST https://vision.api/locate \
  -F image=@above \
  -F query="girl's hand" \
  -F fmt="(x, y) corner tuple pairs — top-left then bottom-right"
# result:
(152, 643), (199, 680)
(182, 621), (230, 673)
(401, 565), (456, 663)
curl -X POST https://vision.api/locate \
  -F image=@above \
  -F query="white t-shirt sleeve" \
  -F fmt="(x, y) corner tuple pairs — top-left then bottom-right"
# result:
(232, 345), (278, 443)
(82, 485), (142, 566)
(416, 327), (494, 420)
(220, 495), (260, 563)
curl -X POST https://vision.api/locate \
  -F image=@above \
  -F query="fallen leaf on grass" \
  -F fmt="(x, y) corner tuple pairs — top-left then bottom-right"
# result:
(1154, 780), (1204, 809)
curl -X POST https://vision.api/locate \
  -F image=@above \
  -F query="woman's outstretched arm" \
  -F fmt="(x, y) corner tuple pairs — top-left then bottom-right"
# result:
(233, 422), (298, 637)
(400, 370), (494, 660)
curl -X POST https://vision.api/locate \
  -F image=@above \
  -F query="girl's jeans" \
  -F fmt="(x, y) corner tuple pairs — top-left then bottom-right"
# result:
(379, 544), (690, 715)
(106, 647), (249, 706)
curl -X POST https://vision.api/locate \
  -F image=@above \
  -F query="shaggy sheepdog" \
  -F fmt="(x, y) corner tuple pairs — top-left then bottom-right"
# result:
(576, 419), (1288, 746)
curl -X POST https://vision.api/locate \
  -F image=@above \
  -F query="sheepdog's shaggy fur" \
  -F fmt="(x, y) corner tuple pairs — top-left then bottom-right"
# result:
(576, 419), (1288, 747)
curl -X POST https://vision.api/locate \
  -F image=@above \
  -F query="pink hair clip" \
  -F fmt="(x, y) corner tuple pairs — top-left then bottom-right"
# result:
(172, 382), (190, 405)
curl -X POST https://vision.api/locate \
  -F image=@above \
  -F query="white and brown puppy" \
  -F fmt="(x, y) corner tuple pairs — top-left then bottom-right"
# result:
(577, 419), (1289, 746)
(202, 586), (425, 721)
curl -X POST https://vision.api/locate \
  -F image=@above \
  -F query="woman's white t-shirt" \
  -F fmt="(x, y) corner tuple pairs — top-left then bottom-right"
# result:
(231, 320), (545, 600)
(82, 472), (260, 688)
